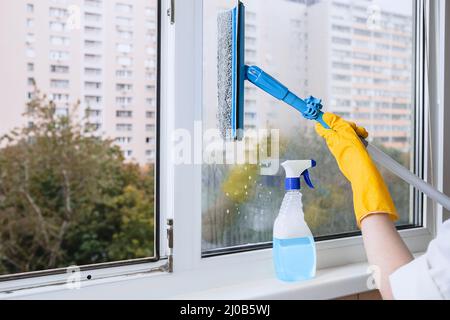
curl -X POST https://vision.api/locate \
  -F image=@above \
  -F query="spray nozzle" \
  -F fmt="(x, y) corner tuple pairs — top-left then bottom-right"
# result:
(281, 160), (316, 191)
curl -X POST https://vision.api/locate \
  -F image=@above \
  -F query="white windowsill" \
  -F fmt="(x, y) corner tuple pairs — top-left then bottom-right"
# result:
(173, 262), (375, 300)
(0, 261), (391, 300)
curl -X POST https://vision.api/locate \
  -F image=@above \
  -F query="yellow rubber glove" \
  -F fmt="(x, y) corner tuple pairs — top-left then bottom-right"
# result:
(315, 113), (398, 227)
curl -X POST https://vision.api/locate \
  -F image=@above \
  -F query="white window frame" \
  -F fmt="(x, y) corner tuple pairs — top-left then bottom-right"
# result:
(169, 0), (435, 273)
(0, 0), (448, 299)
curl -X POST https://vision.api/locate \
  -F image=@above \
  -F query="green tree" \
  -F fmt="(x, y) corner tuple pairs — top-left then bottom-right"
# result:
(0, 91), (154, 275)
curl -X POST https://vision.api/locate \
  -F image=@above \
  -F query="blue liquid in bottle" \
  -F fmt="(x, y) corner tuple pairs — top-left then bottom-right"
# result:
(273, 236), (316, 282)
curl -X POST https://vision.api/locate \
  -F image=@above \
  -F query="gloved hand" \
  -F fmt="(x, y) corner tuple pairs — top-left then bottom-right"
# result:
(315, 113), (398, 227)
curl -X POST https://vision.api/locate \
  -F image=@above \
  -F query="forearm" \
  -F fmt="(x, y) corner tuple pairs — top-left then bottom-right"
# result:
(360, 214), (413, 300)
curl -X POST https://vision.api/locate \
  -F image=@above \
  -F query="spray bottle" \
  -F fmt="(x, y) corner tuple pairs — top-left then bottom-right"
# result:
(273, 160), (317, 282)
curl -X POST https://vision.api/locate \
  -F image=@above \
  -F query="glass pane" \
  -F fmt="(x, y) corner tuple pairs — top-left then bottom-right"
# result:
(202, 0), (416, 253)
(0, 0), (158, 276)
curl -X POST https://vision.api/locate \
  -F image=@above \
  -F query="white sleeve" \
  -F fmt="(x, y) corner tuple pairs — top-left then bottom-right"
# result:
(389, 220), (450, 300)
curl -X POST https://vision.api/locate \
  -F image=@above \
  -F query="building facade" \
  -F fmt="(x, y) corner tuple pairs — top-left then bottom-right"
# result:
(0, 0), (158, 164)
(307, 0), (413, 151)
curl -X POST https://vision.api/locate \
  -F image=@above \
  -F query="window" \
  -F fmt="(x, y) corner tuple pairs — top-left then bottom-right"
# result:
(116, 83), (133, 91)
(26, 18), (34, 28)
(116, 3), (133, 14)
(50, 36), (70, 46)
(0, 1), (159, 281)
(116, 17), (133, 27)
(85, 67), (102, 76)
(116, 97), (133, 106)
(117, 123), (133, 132)
(118, 30), (133, 39)
(116, 110), (133, 118)
(87, 109), (101, 117)
(85, 40), (102, 48)
(117, 43), (133, 53)
(49, 7), (68, 18)
(85, 0), (102, 8)
(50, 65), (70, 73)
(49, 21), (66, 32)
(116, 69), (133, 78)
(85, 81), (102, 90)
(117, 57), (132, 66)
(116, 137), (133, 144)
(50, 79), (69, 88)
(85, 12), (102, 23)
(202, 0), (418, 255)
(49, 50), (69, 61)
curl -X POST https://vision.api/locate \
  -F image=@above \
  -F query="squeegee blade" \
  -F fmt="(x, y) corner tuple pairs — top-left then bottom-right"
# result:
(217, 2), (245, 141)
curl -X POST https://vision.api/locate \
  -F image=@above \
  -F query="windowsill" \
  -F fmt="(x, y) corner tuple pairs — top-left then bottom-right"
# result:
(0, 261), (391, 300)
(0, 229), (427, 301)
(172, 262), (376, 300)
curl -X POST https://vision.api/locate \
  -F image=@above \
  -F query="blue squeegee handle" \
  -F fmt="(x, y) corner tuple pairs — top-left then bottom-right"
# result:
(245, 65), (330, 129)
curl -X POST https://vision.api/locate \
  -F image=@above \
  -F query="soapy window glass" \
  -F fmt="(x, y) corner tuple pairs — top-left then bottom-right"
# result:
(202, 0), (418, 254)
(0, 0), (158, 277)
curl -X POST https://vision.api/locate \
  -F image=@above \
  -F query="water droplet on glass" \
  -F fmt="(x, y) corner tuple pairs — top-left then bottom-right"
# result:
(244, 185), (247, 189)
(248, 176), (252, 180)
(226, 209), (230, 214)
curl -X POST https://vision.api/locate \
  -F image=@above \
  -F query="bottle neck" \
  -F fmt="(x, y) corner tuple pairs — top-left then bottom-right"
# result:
(285, 177), (301, 191)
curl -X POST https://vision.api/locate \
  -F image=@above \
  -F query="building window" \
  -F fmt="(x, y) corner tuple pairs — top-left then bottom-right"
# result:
(50, 65), (70, 74)
(26, 18), (34, 28)
(115, 3), (133, 14)
(84, 12), (102, 23)
(49, 21), (66, 32)
(117, 57), (132, 66)
(117, 43), (133, 53)
(115, 137), (132, 144)
(49, 7), (68, 18)
(116, 110), (133, 118)
(85, 67), (102, 76)
(49, 50), (69, 61)
(116, 83), (133, 92)
(116, 123), (133, 132)
(50, 79), (69, 89)
(50, 36), (70, 47)
(85, 95), (102, 104)
(116, 97), (133, 106)
(85, 81), (102, 90)
(116, 69), (133, 78)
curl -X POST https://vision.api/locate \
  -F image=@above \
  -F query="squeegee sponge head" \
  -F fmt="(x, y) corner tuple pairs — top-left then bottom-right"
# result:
(217, 10), (233, 140)
(315, 113), (398, 228)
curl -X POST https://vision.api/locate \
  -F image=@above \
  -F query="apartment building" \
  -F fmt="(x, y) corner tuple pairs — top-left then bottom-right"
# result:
(307, 0), (413, 151)
(0, 0), (158, 164)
